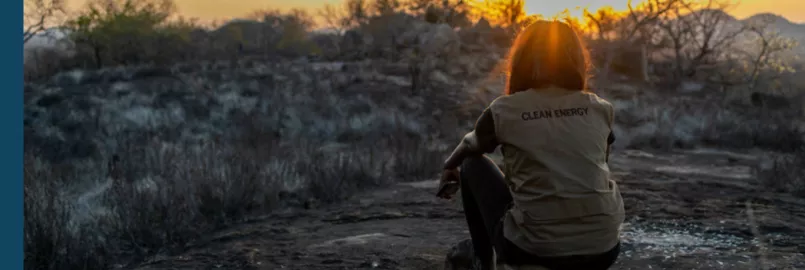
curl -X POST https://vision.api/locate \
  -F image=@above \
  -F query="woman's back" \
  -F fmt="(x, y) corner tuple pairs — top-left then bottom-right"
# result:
(488, 87), (625, 257)
(438, 20), (624, 269)
(493, 87), (613, 196)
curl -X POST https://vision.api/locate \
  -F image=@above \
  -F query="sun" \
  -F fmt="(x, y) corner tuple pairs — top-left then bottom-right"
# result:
(525, 0), (631, 14)
(523, 0), (634, 21)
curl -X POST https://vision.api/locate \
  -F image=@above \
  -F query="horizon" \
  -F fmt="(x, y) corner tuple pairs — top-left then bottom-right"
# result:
(59, 0), (805, 25)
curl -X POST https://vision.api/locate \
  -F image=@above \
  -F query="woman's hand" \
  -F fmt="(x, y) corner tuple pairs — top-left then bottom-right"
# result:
(436, 168), (461, 200)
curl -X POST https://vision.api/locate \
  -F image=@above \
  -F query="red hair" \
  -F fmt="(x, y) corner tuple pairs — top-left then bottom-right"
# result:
(504, 20), (591, 95)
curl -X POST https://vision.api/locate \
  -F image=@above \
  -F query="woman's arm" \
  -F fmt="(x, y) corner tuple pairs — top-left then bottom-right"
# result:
(606, 100), (615, 163)
(606, 131), (615, 163)
(443, 108), (500, 170)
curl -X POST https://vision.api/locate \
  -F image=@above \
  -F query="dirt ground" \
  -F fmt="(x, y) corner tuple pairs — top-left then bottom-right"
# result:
(131, 149), (805, 270)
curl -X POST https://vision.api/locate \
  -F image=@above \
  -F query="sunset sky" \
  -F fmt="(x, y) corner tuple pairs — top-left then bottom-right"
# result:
(63, 0), (805, 24)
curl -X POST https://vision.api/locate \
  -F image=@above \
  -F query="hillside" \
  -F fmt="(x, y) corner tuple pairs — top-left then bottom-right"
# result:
(742, 13), (805, 54)
(744, 13), (805, 39)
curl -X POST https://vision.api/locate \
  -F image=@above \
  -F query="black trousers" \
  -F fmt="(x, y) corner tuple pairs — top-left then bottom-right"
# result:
(459, 155), (620, 270)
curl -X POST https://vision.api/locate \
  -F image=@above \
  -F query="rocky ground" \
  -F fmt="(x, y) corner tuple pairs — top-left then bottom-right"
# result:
(130, 149), (805, 270)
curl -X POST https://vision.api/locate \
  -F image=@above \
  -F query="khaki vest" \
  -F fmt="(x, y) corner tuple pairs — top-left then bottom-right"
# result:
(488, 87), (625, 257)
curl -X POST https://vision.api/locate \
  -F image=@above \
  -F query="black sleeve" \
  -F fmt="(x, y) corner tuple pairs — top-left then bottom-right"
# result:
(443, 108), (500, 169)
(607, 131), (615, 145)
(473, 107), (500, 153)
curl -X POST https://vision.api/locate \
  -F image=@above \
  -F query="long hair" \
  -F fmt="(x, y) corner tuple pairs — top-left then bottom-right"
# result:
(504, 20), (591, 95)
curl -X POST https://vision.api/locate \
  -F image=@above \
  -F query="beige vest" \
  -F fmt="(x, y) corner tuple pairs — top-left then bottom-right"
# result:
(488, 87), (625, 257)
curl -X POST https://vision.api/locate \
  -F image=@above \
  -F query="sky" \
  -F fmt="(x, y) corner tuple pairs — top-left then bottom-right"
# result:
(63, 0), (805, 24)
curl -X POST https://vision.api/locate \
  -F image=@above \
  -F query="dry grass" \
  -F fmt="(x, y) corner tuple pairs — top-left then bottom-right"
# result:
(609, 93), (804, 152)
(755, 146), (805, 196)
(22, 54), (472, 270)
(603, 86), (805, 197)
(24, 132), (446, 270)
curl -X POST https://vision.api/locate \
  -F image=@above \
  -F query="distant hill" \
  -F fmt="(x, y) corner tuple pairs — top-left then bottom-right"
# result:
(744, 13), (805, 37)
(717, 13), (805, 61)
(742, 13), (805, 52)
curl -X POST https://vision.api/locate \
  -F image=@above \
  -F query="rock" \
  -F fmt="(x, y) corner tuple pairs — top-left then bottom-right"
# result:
(677, 81), (705, 93)
(444, 239), (476, 270)
(307, 233), (394, 249)
(49, 69), (84, 86)
(430, 70), (453, 85)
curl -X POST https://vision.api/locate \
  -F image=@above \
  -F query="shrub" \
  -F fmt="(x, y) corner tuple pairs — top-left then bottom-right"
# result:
(24, 131), (446, 270)
(65, 0), (186, 68)
(611, 93), (804, 152)
(756, 146), (805, 196)
(22, 57), (464, 269)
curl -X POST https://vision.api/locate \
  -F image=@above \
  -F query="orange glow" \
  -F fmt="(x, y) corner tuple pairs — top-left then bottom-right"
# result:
(62, 0), (805, 24)
(536, 0), (805, 24)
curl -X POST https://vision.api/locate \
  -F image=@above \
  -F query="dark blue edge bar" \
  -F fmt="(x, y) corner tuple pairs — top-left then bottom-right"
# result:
(9, 0), (24, 269)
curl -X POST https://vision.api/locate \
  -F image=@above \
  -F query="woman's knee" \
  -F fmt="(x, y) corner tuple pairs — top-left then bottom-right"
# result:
(460, 154), (499, 178)
(461, 154), (489, 171)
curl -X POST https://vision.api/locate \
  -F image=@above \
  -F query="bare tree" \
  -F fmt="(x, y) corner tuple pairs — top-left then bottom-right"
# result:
(245, 9), (316, 57)
(317, 0), (375, 57)
(372, 0), (403, 16)
(622, 0), (679, 41)
(65, 0), (178, 68)
(585, 0), (679, 84)
(656, 0), (750, 81)
(584, 7), (620, 42)
(23, 0), (65, 44)
(344, 0), (372, 27)
(741, 18), (798, 91)
(318, 4), (351, 35)
(318, 0), (410, 32)
(469, 0), (526, 31)
(709, 16), (798, 98)
(499, 0), (525, 30)
(401, 0), (469, 27)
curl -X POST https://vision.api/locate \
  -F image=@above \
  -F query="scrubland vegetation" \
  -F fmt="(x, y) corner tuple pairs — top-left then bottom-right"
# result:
(23, 0), (805, 269)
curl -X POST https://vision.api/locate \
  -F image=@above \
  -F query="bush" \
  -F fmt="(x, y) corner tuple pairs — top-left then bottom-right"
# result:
(256, 9), (321, 57)
(24, 132), (445, 270)
(60, 2), (320, 69)
(24, 46), (76, 82)
(610, 92), (804, 152)
(64, 0), (185, 68)
(22, 57), (467, 270)
(756, 146), (805, 196)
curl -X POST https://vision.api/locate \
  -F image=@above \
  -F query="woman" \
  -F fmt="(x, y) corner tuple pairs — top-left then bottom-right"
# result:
(437, 20), (624, 270)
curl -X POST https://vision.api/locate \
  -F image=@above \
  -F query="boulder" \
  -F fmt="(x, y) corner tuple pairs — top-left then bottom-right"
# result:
(444, 239), (477, 270)
(444, 238), (515, 270)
